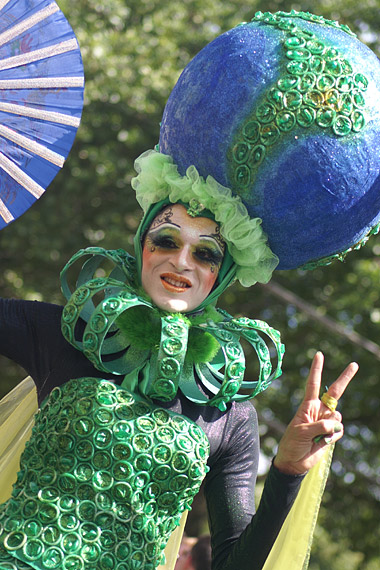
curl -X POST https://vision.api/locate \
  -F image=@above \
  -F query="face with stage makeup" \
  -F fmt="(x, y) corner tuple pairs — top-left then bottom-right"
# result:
(141, 204), (225, 312)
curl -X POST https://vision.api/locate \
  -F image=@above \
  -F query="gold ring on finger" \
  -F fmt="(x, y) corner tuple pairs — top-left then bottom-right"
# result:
(321, 392), (338, 412)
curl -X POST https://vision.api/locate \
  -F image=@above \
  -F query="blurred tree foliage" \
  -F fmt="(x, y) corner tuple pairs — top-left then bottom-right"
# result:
(1, 0), (380, 567)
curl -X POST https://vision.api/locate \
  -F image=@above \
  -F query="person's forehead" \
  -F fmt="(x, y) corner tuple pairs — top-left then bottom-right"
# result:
(155, 203), (218, 234)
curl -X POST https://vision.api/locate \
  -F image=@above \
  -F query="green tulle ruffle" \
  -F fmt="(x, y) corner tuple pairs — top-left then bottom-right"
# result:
(131, 149), (279, 287)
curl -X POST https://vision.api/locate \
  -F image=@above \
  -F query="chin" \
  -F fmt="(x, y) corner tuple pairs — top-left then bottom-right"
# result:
(152, 297), (190, 313)
(166, 298), (190, 312)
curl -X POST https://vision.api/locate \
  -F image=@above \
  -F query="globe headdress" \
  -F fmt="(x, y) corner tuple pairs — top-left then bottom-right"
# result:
(132, 10), (380, 279)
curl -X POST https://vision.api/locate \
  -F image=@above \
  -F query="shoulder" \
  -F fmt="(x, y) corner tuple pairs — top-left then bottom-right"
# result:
(223, 400), (259, 449)
(208, 400), (260, 466)
(226, 400), (258, 432)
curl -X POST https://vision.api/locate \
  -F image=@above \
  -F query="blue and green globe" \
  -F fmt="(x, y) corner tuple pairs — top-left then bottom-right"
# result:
(159, 11), (380, 270)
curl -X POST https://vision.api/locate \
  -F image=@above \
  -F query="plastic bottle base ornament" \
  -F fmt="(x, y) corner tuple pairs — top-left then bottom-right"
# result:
(0, 378), (210, 570)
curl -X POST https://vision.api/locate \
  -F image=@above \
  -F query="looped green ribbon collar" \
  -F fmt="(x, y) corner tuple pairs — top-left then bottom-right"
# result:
(60, 247), (285, 411)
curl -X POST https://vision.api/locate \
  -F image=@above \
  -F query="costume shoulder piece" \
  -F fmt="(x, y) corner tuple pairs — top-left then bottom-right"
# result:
(60, 247), (284, 412)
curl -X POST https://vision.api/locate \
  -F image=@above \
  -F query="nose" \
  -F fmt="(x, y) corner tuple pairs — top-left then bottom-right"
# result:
(170, 245), (193, 272)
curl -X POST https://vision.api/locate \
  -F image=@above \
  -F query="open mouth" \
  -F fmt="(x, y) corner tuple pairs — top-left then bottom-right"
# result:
(160, 272), (192, 293)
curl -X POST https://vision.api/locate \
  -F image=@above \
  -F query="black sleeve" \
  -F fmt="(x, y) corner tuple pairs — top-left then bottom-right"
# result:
(0, 298), (116, 402)
(0, 298), (63, 380)
(204, 403), (303, 570)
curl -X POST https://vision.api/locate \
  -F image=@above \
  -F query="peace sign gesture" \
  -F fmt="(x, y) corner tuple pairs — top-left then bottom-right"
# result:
(273, 352), (358, 475)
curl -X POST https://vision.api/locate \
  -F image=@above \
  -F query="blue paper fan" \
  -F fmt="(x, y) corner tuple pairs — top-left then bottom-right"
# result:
(0, 0), (84, 229)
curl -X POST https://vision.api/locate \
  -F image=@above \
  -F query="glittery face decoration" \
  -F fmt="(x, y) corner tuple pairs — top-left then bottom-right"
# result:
(230, 11), (369, 195)
(141, 204), (225, 312)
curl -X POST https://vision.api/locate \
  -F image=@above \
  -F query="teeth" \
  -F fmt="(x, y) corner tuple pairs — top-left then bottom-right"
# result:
(164, 276), (189, 288)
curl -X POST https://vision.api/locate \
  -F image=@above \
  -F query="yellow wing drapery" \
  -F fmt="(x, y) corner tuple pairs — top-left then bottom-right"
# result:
(263, 445), (333, 569)
(0, 379), (332, 570)
(0, 377), (37, 504)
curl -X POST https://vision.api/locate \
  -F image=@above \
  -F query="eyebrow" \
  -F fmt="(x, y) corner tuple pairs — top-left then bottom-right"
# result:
(148, 222), (181, 233)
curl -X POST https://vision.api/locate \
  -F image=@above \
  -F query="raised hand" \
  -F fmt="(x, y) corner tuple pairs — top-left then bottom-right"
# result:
(273, 352), (358, 475)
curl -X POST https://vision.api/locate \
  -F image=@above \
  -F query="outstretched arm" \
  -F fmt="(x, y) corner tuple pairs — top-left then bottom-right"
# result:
(274, 351), (358, 475)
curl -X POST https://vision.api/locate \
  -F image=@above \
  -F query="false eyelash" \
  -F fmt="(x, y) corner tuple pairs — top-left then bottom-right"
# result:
(194, 246), (224, 266)
(149, 233), (178, 249)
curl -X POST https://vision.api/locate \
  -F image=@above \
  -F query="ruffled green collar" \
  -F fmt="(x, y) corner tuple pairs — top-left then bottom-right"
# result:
(60, 247), (284, 411)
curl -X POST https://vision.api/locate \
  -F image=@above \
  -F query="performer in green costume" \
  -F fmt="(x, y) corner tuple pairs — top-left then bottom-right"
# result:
(4, 5), (380, 570)
(0, 198), (357, 570)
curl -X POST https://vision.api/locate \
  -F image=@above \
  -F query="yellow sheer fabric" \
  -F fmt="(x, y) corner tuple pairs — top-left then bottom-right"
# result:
(0, 379), (331, 569)
(0, 377), (37, 504)
(263, 445), (333, 569)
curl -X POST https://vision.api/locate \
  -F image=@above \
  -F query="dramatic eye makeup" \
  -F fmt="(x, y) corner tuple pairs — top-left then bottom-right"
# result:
(193, 244), (224, 267)
(141, 204), (225, 312)
(145, 228), (179, 250)
(145, 226), (224, 268)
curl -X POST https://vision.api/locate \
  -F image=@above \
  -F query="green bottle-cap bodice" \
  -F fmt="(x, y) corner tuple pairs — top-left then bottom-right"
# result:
(0, 378), (210, 570)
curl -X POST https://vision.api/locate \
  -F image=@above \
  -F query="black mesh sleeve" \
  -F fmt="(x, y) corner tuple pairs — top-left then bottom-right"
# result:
(204, 402), (304, 570)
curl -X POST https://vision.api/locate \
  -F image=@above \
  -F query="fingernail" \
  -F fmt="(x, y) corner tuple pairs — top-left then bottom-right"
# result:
(324, 436), (334, 444)
(334, 422), (343, 433)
